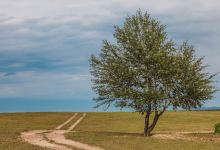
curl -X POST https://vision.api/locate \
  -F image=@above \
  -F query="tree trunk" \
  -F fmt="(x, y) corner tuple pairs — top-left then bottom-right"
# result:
(144, 111), (161, 136)
(144, 111), (151, 136)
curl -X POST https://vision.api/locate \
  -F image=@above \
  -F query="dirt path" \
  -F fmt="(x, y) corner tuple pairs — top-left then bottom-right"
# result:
(21, 113), (218, 149)
(55, 113), (78, 130)
(21, 130), (71, 150)
(46, 130), (103, 150)
(152, 130), (218, 142)
(21, 113), (104, 150)
(67, 113), (86, 131)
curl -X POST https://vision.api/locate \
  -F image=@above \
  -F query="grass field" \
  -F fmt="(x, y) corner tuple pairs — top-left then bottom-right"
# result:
(0, 112), (74, 150)
(0, 111), (220, 150)
(66, 111), (220, 150)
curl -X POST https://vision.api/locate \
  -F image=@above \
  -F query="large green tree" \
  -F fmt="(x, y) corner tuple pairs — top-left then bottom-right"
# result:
(90, 10), (217, 136)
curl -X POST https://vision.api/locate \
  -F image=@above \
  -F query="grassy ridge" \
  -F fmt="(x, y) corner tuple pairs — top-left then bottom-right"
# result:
(66, 111), (220, 150)
(0, 112), (74, 150)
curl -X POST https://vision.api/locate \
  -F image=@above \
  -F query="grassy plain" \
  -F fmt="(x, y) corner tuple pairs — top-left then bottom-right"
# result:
(1, 111), (220, 150)
(66, 111), (220, 150)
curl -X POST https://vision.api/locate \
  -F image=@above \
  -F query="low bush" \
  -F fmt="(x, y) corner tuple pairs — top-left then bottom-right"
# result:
(214, 123), (220, 134)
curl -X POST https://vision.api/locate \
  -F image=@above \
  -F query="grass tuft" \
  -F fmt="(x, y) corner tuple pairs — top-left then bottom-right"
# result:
(214, 123), (220, 134)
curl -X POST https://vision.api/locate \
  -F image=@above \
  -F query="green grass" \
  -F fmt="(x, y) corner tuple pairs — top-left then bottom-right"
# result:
(0, 112), (74, 150)
(65, 111), (220, 150)
(1, 111), (220, 150)
(214, 123), (220, 134)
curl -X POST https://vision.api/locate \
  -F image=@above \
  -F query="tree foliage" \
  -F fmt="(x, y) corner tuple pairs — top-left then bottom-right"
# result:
(90, 10), (217, 136)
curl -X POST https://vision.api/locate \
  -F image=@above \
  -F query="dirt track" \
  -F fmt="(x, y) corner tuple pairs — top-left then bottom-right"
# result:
(152, 130), (220, 142)
(21, 113), (104, 150)
(21, 113), (220, 150)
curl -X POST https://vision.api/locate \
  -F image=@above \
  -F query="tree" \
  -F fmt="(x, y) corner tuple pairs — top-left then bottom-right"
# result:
(90, 10), (217, 136)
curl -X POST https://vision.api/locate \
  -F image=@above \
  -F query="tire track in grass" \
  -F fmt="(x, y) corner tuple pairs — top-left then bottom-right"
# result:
(46, 113), (104, 150)
(21, 113), (104, 150)
(55, 113), (78, 130)
(68, 113), (86, 131)
(61, 113), (82, 130)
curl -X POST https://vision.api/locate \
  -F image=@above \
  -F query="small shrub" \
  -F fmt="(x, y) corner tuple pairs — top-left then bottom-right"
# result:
(214, 123), (220, 134)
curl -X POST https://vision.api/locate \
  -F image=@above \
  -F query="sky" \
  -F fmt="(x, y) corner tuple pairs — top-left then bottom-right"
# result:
(0, 0), (219, 112)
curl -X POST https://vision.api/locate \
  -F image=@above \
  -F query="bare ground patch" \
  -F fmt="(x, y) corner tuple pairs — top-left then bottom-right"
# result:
(152, 130), (220, 142)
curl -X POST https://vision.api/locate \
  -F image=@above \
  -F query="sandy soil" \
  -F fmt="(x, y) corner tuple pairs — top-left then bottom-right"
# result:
(46, 130), (103, 150)
(21, 130), (71, 150)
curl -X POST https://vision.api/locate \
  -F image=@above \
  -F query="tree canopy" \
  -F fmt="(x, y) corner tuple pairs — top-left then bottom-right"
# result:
(90, 10), (217, 136)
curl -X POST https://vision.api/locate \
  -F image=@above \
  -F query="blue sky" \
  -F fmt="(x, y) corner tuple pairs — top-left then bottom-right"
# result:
(0, 0), (219, 112)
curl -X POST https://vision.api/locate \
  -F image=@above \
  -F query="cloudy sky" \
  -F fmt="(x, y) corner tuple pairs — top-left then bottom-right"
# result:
(0, 0), (219, 112)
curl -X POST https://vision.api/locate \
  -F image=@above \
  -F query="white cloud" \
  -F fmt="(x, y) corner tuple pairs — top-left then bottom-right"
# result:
(0, 0), (219, 101)
(0, 71), (91, 98)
